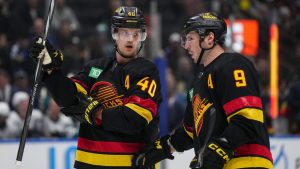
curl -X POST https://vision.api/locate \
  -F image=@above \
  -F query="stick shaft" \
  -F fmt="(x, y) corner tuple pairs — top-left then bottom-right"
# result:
(197, 108), (216, 167)
(190, 108), (216, 169)
(15, 0), (56, 166)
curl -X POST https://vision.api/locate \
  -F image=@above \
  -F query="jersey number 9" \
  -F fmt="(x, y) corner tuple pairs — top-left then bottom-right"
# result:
(234, 70), (247, 87)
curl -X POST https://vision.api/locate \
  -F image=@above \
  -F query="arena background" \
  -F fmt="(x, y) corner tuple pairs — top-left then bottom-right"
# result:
(0, 0), (300, 168)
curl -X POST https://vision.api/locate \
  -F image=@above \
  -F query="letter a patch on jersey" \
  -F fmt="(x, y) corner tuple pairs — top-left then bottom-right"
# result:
(89, 67), (103, 79)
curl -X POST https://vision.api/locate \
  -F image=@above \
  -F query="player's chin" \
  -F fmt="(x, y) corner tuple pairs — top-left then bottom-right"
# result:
(121, 50), (137, 58)
(121, 52), (137, 58)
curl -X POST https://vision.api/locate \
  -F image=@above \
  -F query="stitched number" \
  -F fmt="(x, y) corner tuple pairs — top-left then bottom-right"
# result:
(207, 74), (214, 89)
(148, 80), (157, 97)
(137, 77), (157, 97)
(125, 75), (130, 90)
(234, 70), (247, 87)
(137, 77), (149, 91)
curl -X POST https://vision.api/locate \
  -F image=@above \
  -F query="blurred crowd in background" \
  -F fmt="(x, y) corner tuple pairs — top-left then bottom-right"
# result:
(1, 0), (300, 139)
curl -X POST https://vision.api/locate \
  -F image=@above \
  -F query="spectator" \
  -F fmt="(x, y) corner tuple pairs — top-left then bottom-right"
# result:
(31, 17), (44, 37)
(10, 33), (35, 76)
(11, 70), (31, 94)
(10, 0), (44, 41)
(6, 91), (44, 138)
(51, 0), (80, 31)
(0, 102), (14, 139)
(0, 0), (11, 35)
(0, 33), (12, 74)
(166, 68), (186, 131)
(164, 32), (185, 75)
(286, 80), (300, 134)
(90, 23), (114, 59)
(42, 98), (77, 138)
(175, 55), (194, 90)
(0, 69), (12, 105)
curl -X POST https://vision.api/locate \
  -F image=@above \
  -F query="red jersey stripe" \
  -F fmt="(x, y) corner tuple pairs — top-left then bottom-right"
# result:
(183, 123), (194, 132)
(123, 95), (158, 116)
(70, 77), (88, 90)
(235, 144), (273, 162)
(223, 96), (262, 116)
(77, 137), (144, 153)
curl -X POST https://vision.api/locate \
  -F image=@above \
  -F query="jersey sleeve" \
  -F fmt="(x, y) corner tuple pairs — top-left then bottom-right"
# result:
(102, 61), (162, 136)
(43, 70), (78, 107)
(216, 58), (266, 148)
(70, 59), (103, 95)
(44, 59), (108, 107)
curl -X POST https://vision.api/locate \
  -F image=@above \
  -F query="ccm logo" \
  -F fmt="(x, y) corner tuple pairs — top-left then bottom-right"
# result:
(208, 143), (230, 162)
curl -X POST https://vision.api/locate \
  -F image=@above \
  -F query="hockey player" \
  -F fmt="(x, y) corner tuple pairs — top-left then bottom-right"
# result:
(133, 12), (273, 169)
(30, 6), (161, 169)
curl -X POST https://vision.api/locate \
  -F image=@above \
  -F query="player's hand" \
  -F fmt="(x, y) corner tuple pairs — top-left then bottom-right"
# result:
(200, 138), (234, 169)
(29, 36), (63, 71)
(61, 93), (103, 125)
(133, 135), (174, 169)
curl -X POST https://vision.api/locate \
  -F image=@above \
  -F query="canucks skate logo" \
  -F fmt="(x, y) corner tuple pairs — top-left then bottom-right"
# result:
(90, 81), (123, 109)
(192, 94), (213, 136)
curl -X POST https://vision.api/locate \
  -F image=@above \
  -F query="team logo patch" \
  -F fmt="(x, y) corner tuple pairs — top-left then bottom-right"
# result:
(89, 67), (103, 79)
(192, 94), (213, 136)
(90, 81), (124, 109)
(201, 13), (217, 20)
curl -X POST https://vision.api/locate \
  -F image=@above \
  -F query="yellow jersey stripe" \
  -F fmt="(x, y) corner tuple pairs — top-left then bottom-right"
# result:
(227, 108), (264, 123)
(224, 156), (273, 169)
(74, 82), (87, 95)
(183, 126), (193, 139)
(125, 103), (153, 124)
(76, 150), (132, 166)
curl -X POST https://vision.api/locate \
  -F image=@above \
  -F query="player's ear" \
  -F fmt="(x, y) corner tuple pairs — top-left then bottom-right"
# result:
(112, 33), (118, 40)
(207, 32), (215, 47)
(111, 27), (118, 40)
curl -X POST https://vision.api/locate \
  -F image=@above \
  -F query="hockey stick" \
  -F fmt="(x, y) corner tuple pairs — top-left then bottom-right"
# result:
(15, 0), (56, 168)
(189, 107), (216, 169)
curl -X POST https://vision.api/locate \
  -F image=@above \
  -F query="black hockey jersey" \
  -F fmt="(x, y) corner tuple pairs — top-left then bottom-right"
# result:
(45, 57), (162, 169)
(170, 53), (273, 168)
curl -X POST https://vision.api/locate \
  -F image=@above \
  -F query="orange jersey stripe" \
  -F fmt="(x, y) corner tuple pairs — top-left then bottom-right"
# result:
(223, 96), (262, 116)
(77, 137), (144, 154)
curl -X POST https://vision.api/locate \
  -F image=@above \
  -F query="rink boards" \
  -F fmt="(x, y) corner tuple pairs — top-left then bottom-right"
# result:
(0, 137), (299, 169)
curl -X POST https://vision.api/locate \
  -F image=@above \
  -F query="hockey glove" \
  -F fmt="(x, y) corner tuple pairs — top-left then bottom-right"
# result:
(200, 138), (234, 169)
(30, 36), (63, 71)
(61, 93), (103, 125)
(133, 135), (174, 169)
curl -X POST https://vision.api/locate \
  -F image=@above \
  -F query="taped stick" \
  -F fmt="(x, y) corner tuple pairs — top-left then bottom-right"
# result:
(15, 0), (56, 168)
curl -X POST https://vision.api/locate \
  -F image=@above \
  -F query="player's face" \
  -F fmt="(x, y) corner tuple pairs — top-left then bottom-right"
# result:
(115, 28), (143, 58)
(183, 31), (201, 63)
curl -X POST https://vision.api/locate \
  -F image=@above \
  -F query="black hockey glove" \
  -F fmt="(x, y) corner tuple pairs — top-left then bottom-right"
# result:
(199, 138), (234, 169)
(133, 135), (174, 169)
(61, 93), (103, 125)
(29, 36), (63, 71)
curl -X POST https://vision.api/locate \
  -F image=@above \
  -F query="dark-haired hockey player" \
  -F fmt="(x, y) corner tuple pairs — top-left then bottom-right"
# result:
(133, 12), (273, 169)
(30, 6), (161, 169)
